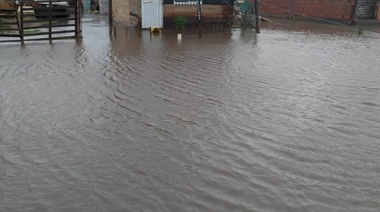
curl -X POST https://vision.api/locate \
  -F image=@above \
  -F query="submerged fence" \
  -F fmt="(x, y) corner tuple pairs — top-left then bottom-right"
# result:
(163, 0), (231, 29)
(161, 0), (260, 33)
(0, 0), (81, 43)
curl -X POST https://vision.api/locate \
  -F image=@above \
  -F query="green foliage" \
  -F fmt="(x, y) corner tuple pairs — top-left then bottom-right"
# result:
(173, 16), (187, 31)
(358, 28), (363, 35)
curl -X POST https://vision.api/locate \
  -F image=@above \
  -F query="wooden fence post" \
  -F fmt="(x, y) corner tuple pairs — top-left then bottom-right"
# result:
(75, 0), (79, 37)
(197, 0), (202, 38)
(254, 0), (260, 33)
(20, 2), (24, 43)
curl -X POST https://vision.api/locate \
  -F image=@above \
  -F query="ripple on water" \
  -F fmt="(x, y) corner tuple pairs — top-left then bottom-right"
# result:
(1, 18), (380, 211)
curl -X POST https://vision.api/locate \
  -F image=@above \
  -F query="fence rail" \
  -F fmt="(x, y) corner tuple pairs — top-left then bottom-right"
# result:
(0, 6), (21, 42)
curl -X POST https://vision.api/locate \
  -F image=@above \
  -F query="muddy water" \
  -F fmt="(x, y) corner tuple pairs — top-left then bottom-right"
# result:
(1, 16), (380, 211)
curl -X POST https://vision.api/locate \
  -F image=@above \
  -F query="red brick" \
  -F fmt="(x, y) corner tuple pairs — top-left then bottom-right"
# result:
(259, 0), (356, 21)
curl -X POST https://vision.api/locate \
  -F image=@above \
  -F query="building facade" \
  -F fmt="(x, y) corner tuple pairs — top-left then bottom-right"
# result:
(259, 0), (356, 22)
(110, 0), (380, 27)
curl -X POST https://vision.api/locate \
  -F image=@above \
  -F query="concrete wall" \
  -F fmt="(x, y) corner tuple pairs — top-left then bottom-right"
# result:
(259, 0), (357, 21)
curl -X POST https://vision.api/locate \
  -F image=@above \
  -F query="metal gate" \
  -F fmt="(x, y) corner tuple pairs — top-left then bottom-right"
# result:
(141, 0), (163, 29)
(0, 0), (80, 43)
(355, 0), (377, 19)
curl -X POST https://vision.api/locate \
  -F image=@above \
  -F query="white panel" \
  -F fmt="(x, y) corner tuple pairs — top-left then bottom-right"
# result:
(141, 0), (163, 29)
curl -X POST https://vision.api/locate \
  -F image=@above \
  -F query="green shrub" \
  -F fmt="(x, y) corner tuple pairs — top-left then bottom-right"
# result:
(174, 16), (187, 31)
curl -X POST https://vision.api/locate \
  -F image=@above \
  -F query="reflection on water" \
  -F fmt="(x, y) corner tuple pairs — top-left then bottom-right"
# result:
(1, 15), (380, 211)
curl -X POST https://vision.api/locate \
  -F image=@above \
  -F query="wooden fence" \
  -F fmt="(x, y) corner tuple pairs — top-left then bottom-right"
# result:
(0, 0), (80, 43)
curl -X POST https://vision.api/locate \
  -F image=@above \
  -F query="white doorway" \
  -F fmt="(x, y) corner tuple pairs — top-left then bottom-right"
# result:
(141, 0), (163, 29)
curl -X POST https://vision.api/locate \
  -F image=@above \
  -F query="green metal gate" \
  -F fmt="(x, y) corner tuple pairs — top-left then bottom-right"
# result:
(0, 0), (81, 43)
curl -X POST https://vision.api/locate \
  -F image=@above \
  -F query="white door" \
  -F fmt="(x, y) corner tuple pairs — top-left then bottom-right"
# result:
(141, 0), (163, 29)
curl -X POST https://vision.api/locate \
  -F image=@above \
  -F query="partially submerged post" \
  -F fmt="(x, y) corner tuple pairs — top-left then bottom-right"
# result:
(197, 0), (202, 38)
(75, 0), (82, 38)
(109, 0), (112, 24)
(20, 2), (24, 43)
(254, 0), (259, 33)
(49, 0), (52, 42)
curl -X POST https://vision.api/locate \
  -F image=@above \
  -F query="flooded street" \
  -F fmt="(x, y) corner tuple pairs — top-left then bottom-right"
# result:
(1, 15), (380, 211)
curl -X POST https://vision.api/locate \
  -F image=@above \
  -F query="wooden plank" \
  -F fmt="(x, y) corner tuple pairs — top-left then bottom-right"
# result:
(0, 39), (22, 43)
(23, 30), (75, 36)
(23, 35), (76, 41)
(0, 9), (17, 12)
(23, 23), (76, 30)
(0, 28), (19, 31)
(2, 20), (18, 25)
(0, 14), (17, 18)
(22, 17), (76, 23)
(0, 34), (21, 37)
(29, 6), (73, 11)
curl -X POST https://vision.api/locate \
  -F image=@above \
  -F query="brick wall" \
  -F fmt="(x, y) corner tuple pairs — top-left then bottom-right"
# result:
(112, 0), (130, 25)
(112, 0), (140, 26)
(259, 0), (357, 21)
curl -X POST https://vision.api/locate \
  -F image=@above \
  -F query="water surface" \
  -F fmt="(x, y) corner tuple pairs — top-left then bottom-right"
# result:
(1, 16), (380, 211)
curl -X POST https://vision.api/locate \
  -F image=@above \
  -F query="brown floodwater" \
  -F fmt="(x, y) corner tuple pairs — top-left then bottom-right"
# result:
(1, 16), (380, 211)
